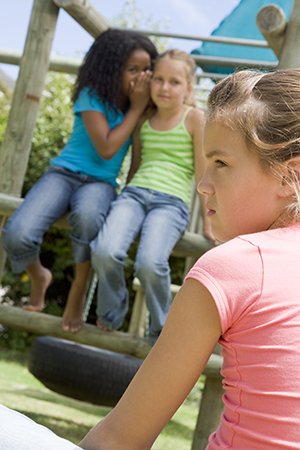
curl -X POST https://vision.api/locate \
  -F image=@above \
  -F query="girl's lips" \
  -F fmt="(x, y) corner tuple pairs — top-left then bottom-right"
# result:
(207, 209), (216, 217)
(206, 205), (216, 217)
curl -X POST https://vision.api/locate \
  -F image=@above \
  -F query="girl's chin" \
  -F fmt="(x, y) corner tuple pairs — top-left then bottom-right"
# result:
(211, 227), (232, 243)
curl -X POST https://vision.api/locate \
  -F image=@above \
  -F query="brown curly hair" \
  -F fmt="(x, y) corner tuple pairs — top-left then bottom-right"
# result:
(72, 28), (158, 112)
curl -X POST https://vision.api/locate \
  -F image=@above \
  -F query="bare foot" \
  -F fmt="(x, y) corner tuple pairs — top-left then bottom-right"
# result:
(62, 281), (87, 332)
(96, 318), (115, 332)
(22, 267), (52, 312)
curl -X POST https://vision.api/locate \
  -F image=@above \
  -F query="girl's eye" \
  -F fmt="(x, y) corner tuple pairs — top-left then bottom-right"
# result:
(215, 159), (227, 168)
(171, 80), (179, 84)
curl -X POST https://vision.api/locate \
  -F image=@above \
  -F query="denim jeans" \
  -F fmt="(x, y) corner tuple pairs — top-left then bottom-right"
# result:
(0, 404), (80, 449)
(91, 185), (190, 342)
(2, 166), (116, 273)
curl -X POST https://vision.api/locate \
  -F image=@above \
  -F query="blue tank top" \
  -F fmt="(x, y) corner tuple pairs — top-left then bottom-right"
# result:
(51, 87), (131, 187)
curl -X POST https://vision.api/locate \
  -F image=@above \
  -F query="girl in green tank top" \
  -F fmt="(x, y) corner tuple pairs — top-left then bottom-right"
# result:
(91, 49), (215, 342)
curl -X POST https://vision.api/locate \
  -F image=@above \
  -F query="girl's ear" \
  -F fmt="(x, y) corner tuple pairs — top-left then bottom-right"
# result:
(278, 157), (300, 198)
(184, 83), (193, 101)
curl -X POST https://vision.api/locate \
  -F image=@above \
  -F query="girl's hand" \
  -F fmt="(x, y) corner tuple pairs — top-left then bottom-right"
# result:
(81, 72), (152, 161)
(129, 70), (152, 113)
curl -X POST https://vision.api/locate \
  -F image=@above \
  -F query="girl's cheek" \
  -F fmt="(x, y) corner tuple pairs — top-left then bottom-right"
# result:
(150, 84), (155, 95)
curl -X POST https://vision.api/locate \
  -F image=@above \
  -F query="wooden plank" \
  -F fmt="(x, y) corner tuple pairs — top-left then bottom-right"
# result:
(0, 303), (152, 359)
(52, 0), (109, 38)
(0, 303), (223, 377)
(0, 193), (213, 258)
(0, 193), (70, 229)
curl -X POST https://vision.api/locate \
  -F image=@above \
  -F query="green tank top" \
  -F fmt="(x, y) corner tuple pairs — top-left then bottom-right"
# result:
(129, 107), (194, 206)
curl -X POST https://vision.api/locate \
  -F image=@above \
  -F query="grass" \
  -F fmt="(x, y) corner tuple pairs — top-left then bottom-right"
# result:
(0, 347), (204, 449)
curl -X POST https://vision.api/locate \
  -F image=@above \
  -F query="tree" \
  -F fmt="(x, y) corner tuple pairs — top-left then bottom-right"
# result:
(112, 0), (171, 53)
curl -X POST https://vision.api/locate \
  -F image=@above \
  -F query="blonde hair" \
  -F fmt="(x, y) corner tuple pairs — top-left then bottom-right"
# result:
(207, 69), (300, 223)
(154, 49), (197, 107)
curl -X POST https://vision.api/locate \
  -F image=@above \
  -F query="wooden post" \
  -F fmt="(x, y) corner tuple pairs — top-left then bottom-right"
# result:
(52, 0), (110, 38)
(191, 375), (224, 450)
(278, 0), (300, 69)
(0, 0), (59, 280)
(0, 0), (59, 196)
(256, 4), (287, 58)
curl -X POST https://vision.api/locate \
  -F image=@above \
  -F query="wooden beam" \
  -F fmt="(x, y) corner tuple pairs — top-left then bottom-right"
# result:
(0, 304), (223, 375)
(256, 4), (287, 59)
(278, 0), (300, 69)
(0, 303), (152, 359)
(52, 0), (109, 38)
(0, 193), (213, 258)
(0, 193), (70, 230)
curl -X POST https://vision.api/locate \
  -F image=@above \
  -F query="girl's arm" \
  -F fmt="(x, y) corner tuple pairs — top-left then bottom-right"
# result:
(79, 278), (222, 450)
(81, 71), (152, 161)
(126, 118), (144, 183)
(187, 108), (218, 244)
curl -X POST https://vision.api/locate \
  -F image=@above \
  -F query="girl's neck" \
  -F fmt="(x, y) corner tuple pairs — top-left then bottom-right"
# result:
(156, 103), (186, 118)
(149, 104), (188, 131)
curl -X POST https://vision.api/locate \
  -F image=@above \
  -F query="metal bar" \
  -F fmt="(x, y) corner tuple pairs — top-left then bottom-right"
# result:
(114, 27), (270, 48)
(0, 48), (277, 76)
(192, 54), (277, 69)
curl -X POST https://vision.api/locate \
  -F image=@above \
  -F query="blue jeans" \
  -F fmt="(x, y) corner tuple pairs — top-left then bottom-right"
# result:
(91, 185), (190, 342)
(2, 166), (116, 273)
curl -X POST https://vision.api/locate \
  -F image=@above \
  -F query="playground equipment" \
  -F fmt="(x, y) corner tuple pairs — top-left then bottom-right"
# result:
(1, 0), (300, 449)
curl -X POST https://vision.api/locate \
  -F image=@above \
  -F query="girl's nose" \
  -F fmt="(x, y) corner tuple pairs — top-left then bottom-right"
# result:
(197, 175), (213, 196)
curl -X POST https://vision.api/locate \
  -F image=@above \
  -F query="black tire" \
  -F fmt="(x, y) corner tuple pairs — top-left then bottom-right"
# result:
(28, 336), (143, 407)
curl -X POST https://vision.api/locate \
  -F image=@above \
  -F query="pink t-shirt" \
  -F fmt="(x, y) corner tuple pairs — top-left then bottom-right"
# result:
(186, 224), (300, 450)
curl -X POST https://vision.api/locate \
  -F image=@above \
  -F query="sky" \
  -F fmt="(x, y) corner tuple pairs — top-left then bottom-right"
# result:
(0, 0), (241, 80)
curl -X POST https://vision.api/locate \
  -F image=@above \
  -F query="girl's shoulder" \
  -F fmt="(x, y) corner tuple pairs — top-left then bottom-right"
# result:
(185, 106), (205, 123)
(184, 106), (205, 137)
(136, 110), (152, 131)
(75, 87), (102, 108)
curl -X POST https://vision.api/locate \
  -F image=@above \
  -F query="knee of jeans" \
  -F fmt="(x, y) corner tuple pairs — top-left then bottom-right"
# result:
(135, 256), (169, 281)
(70, 211), (105, 239)
(2, 225), (32, 255)
(91, 237), (121, 272)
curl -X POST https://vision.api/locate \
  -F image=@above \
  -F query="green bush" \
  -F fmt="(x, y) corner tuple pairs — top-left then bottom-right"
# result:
(0, 80), (13, 142)
(24, 72), (75, 193)
(0, 72), (75, 310)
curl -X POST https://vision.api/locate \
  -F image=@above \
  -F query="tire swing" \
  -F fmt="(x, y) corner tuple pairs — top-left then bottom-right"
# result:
(28, 335), (144, 407)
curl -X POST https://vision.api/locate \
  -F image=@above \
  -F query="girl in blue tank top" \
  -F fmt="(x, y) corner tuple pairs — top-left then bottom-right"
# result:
(2, 28), (158, 332)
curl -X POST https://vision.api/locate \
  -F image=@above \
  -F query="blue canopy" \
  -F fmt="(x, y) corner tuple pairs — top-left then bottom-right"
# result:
(192, 0), (293, 74)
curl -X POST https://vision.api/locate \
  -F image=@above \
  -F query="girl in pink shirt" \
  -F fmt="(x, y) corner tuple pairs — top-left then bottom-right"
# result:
(3, 69), (300, 450)
(80, 69), (300, 450)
